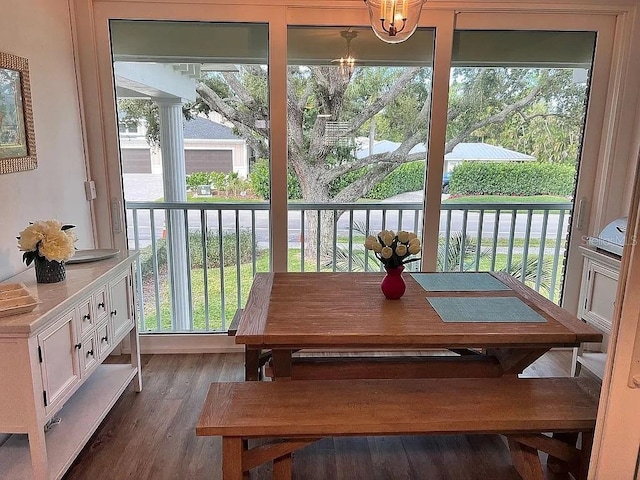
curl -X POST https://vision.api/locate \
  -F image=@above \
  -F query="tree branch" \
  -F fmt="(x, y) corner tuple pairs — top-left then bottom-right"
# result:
(445, 73), (550, 153)
(195, 82), (268, 158)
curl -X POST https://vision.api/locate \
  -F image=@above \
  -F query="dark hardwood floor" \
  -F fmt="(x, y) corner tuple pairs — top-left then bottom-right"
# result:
(63, 350), (596, 480)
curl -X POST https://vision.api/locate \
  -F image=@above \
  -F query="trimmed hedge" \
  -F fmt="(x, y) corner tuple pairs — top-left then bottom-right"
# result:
(139, 230), (256, 281)
(450, 162), (576, 196)
(364, 161), (426, 200)
(250, 158), (426, 201)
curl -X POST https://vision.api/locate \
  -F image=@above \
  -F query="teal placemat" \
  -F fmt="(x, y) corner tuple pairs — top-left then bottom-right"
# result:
(427, 297), (546, 323)
(411, 272), (510, 291)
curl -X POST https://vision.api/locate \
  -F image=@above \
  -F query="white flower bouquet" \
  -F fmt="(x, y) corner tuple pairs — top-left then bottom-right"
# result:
(364, 230), (422, 269)
(17, 220), (77, 265)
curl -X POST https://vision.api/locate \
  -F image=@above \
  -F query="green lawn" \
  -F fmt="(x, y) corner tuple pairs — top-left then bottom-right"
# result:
(140, 249), (322, 332)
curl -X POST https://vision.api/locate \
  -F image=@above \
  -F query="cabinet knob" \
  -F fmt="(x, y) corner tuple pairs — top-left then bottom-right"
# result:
(101, 335), (108, 343)
(111, 310), (117, 317)
(86, 349), (94, 357)
(83, 314), (91, 321)
(98, 302), (105, 309)
(74, 343), (82, 350)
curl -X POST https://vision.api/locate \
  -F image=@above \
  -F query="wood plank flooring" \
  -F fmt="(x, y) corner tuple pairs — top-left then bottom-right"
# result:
(63, 350), (596, 480)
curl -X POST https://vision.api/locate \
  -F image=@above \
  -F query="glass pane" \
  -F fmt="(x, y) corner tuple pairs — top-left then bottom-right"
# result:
(110, 20), (270, 333)
(286, 26), (435, 273)
(440, 30), (596, 304)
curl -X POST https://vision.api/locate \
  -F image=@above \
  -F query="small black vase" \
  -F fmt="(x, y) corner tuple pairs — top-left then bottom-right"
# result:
(34, 256), (66, 283)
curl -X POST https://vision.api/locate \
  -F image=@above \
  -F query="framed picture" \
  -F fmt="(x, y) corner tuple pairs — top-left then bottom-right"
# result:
(0, 52), (36, 174)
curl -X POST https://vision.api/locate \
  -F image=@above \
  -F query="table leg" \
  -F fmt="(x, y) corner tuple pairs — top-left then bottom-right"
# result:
(271, 350), (293, 380)
(223, 437), (244, 480)
(245, 347), (260, 381)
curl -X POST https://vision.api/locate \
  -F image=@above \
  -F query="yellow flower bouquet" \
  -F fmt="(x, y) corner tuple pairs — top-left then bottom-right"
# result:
(364, 230), (422, 269)
(17, 220), (77, 265)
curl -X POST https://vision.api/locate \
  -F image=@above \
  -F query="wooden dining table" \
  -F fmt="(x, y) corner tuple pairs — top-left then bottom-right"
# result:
(235, 271), (602, 381)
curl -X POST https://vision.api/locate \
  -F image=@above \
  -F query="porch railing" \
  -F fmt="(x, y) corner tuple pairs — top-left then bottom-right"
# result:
(126, 200), (572, 334)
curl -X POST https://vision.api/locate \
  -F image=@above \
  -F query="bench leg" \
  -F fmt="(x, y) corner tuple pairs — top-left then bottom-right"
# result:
(546, 432), (578, 474)
(272, 453), (293, 480)
(507, 436), (544, 480)
(223, 437), (245, 480)
(577, 432), (594, 480)
(246, 347), (260, 381)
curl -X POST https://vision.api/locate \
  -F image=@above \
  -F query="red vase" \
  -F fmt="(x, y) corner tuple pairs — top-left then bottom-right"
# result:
(381, 265), (406, 300)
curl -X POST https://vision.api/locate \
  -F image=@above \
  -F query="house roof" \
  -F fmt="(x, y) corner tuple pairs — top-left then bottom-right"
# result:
(355, 141), (535, 161)
(446, 143), (535, 161)
(183, 117), (240, 140)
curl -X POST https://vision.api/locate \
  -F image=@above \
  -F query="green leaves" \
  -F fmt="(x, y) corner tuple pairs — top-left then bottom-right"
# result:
(450, 162), (575, 197)
(23, 250), (37, 267)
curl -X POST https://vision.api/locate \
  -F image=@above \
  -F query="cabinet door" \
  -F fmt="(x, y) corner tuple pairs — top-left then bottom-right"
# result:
(77, 295), (95, 337)
(110, 270), (134, 342)
(93, 286), (109, 324)
(582, 261), (618, 335)
(37, 310), (80, 413)
(79, 333), (99, 376)
(96, 321), (113, 360)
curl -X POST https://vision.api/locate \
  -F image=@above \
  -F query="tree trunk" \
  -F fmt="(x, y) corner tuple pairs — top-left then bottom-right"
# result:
(302, 210), (337, 264)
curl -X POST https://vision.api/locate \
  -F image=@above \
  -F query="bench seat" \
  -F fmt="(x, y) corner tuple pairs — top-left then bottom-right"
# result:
(196, 377), (599, 480)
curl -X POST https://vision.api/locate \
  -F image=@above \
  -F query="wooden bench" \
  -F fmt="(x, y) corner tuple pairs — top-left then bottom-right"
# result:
(196, 377), (599, 480)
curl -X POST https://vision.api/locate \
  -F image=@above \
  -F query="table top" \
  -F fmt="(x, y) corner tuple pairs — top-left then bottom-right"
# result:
(235, 272), (602, 349)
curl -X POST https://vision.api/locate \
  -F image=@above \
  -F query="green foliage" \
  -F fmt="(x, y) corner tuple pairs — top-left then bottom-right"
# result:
(185, 171), (252, 196)
(210, 172), (226, 191)
(249, 159), (302, 200)
(186, 172), (212, 190)
(251, 158), (424, 201)
(450, 162), (575, 196)
(188, 229), (255, 268)
(248, 160), (270, 199)
(139, 230), (257, 281)
(447, 69), (587, 164)
(364, 161), (426, 199)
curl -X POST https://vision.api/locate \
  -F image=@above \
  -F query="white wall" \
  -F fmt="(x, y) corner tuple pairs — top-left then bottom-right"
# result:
(0, 0), (94, 280)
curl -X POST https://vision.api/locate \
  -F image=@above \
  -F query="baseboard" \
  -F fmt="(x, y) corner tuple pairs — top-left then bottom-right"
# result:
(125, 333), (244, 354)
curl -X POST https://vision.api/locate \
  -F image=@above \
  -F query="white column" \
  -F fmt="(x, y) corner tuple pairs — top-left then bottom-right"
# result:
(156, 98), (190, 331)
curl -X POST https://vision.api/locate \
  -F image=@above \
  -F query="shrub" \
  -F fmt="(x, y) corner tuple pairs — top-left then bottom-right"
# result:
(210, 172), (226, 192)
(249, 159), (302, 200)
(450, 162), (575, 196)
(364, 161), (426, 199)
(186, 172), (211, 190)
(139, 230), (258, 280)
(249, 159), (270, 199)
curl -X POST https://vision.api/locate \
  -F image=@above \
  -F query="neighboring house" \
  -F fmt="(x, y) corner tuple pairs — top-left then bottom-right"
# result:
(355, 140), (535, 172)
(119, 116), (249, 177)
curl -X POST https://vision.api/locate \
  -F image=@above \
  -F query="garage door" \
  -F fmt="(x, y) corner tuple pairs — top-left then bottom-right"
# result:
(121, 148), (151, 174)
(185, 150), (232, 174)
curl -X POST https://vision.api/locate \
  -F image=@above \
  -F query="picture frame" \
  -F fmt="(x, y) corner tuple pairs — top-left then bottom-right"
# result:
(0, 52), (36, 174)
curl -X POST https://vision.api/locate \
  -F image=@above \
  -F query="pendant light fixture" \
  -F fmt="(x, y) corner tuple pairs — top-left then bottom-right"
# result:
(363, 0), (427, 44)
(332, 30), (358, 81)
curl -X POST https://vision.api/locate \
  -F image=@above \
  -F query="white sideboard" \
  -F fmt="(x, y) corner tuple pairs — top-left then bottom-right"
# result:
(572, 246), (620, 379)
(0, 251), (141, 480)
